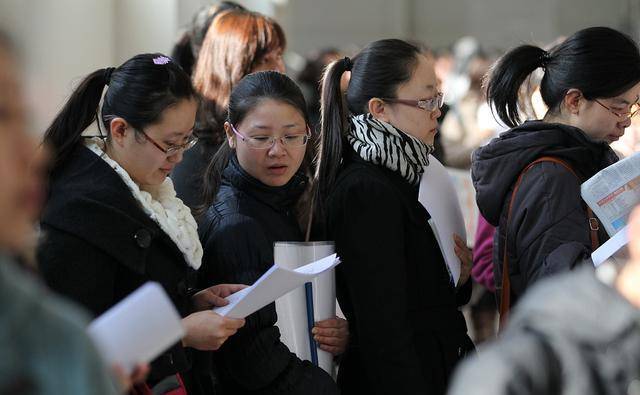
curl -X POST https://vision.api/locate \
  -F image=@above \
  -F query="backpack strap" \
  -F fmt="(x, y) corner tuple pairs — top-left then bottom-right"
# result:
(499, 156), (600, 330)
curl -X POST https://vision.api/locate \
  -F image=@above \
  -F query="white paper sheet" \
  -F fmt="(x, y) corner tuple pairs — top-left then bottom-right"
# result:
(592, 225), (629, 267)
(87, 282), (185, 373)
(213, 254), (340, 319)
(418, 155), (467, 284)
(274, 242), (337, 377)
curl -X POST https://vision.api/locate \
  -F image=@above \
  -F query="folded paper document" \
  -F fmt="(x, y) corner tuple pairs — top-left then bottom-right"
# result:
(419, 155), (466, 285)
(214, 253), (340, 319)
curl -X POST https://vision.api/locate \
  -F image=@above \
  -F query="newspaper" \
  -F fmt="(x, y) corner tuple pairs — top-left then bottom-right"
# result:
(581, 152), (640, 237)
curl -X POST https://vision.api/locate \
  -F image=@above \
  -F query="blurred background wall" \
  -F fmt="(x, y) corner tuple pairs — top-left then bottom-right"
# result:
(1, 0), (638, 133)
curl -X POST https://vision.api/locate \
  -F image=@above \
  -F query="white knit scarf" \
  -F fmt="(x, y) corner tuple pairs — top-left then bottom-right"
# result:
(347, 113), (434, 186)
(85, 138), (203, 270)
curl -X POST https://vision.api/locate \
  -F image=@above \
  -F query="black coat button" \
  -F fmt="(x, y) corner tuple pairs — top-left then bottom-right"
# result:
(134, 229), (152, 248)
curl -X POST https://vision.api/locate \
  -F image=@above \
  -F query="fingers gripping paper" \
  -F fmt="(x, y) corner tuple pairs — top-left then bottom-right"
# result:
(213, 254), (340, 319)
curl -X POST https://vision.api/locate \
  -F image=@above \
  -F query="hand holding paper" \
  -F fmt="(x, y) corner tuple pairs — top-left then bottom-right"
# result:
(213, 253), (340, 319)
(454, 234), (473, 286)
(312, 317), (349, 355)
(182, 311), (245, 350)
(191, 283), (249, 311)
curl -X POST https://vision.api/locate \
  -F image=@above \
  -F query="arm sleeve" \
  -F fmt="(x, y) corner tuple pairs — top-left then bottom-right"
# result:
(199, 215), (335, 393)
(328, 178), (430, 394)
(472, 214), (496, 291)
(37, 225), (117, 317)
(510, 163), (593, 288)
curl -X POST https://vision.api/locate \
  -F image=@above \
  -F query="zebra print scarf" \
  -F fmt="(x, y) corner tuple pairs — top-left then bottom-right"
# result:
(347, 113), (434, 186)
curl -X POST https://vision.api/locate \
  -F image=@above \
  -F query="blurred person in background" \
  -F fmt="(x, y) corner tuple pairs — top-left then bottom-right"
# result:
(170, 1), (246, 77)
(0, 31), (146, 395)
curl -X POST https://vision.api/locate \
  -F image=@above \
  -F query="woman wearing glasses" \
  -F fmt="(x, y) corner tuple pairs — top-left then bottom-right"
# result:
(197, 71), (339, 394)
(473, 27), (640, 314)
(37, 53), (247, 394)
(171, 7), (286, 211)
(314, 39), (474, 394)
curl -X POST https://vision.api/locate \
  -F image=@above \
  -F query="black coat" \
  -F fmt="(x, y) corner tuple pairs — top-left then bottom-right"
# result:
(449, 264), (640, 395)
(172, 141), (219, 211)
(472, 121), (618, 307)
(197, 155), (337, 395)
(37, 145), (197, 387)
(324, 151), (473, 395)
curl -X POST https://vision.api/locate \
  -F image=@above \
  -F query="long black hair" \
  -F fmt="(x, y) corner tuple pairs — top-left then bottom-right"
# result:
(487, 26), (640, 128)
(314, 39), (422, 213)
(199, 70), (309, 213)
(43, 53), (196, 173)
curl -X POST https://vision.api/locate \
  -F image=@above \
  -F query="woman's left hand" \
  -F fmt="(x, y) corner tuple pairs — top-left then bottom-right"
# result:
(453, 233), (473, 288)
(312, 316), (349, 356)
(192, 284), (248, 311)
(112, 363), (150, 393)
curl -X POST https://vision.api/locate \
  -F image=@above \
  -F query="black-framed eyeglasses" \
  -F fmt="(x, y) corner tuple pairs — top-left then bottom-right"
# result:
(230, 123), (311, 150)
(136, 127), (198, 156)
(382, 92), (444, 112)
(594, 99), (640, 120)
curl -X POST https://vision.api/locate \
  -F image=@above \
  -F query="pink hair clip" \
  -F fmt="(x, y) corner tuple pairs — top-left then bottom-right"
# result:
(153, 56), (171, 65)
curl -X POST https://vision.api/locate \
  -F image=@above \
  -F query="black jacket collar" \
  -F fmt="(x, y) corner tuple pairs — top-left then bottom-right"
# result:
(221, 154), (308, 213)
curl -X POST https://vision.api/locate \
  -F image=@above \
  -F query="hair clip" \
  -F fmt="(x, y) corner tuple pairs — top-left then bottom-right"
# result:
(153, 56), (171, 65)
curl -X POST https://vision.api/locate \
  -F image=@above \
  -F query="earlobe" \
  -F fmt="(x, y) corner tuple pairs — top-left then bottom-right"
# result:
(109, 118), (128, 146)
(564, 89), (583, 115)
(368, 98), (389, 123)
(223, 122), (235, 149)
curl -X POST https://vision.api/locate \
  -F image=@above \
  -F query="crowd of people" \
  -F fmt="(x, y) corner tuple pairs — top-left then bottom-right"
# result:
(2, 2), (640, 394)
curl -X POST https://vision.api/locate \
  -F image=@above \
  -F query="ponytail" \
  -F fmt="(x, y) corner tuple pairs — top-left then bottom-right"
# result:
(43, 69), (109, 171)
(488, 27), (640, 129)
(313, 58), (351, 215)
(43, 53), (196, 175)
(486, 45), (547, 128)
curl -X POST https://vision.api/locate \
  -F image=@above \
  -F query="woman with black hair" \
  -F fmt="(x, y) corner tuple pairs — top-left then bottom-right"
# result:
(37, 53), (246, 394)
(196, 70), (341, 395)
(171, 8), (286, 210)
(473, 26), (640, 315)
(315, 39), (474, 394)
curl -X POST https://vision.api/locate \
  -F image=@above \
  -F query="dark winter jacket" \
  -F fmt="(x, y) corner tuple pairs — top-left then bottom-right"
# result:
(325, 150), (474, 395)
(37, 145), (197, 388)
(172, 141), (220, 211)
(472, 121), (617, 307)
(449, 263), (640, 395)
(197, 155), (337, 395)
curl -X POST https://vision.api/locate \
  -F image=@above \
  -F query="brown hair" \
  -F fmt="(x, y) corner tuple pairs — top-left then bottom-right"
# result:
(192, 9), (286, 146)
